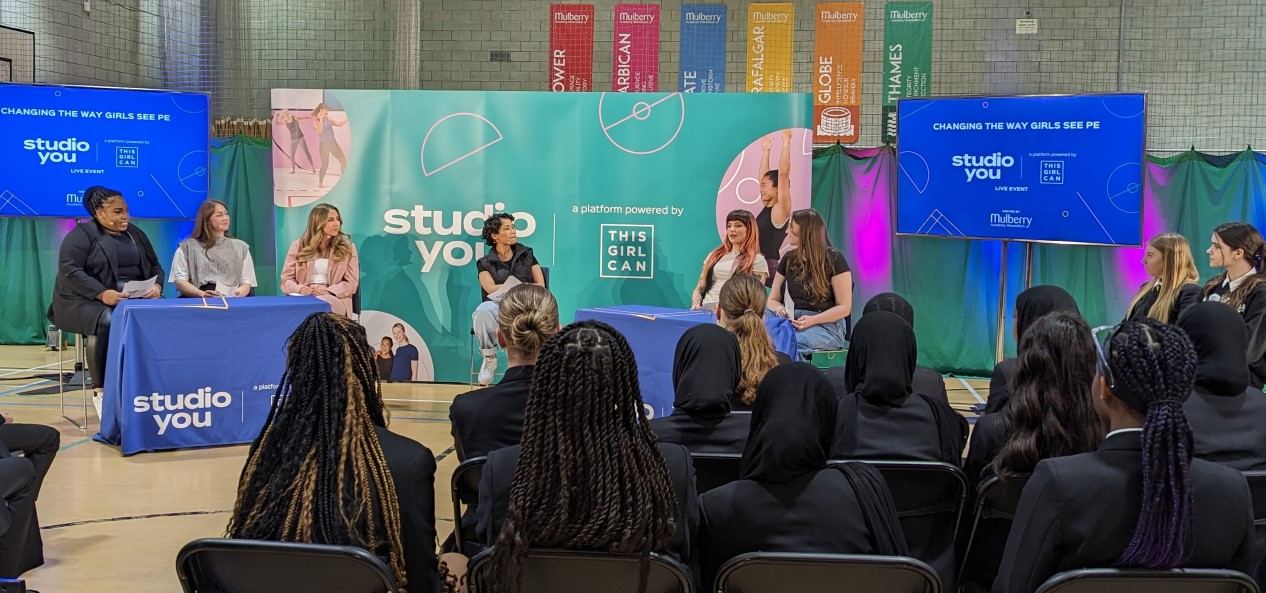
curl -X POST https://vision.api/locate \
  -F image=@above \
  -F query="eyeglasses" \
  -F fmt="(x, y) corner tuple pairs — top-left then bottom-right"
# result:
(1091, 324), (1120, 390)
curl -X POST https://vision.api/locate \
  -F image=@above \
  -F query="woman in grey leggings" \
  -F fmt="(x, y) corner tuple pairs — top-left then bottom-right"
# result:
(311, 103), (348, 188)
(274, 109), (314, 174)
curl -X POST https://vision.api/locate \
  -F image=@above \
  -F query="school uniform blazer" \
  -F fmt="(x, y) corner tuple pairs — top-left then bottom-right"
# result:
(992, 431), (1257, 593)
(649, 411), (751, 455)
(374, 426), (439, 593)
(48, 220), (164, 335)
(964, 413), (1007, 490)
(449, 366), (532, 462)
(914, 366), (949, 403)
(280, 239), (359, 313)
(1184, 386), (1266, 471)
(984, 359), (1017, 414)
(1126, 283), (1203, 324)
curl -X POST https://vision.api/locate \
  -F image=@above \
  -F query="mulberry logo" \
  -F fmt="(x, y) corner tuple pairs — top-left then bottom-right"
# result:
(889, 9), (928, 22)
(952, 152), (1016, 181)
(820, 10), (858, 23)
(133, 386), (233, 435)
(752, 11), (789, 23)
(619, 12), (655, 24)
(990, 211), (1033, 229)
(600, 224), (654, 279)
(685, 12), (721, 23)
(554, 11), (589, 23)
(23, 137), (91, 165)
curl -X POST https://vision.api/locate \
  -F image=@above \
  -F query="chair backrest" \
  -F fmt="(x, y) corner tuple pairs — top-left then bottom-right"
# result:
(690, 452), (743, 493)
(352, 286), (361, 315)
(450, 456), (487, 553)
(1243, 471), (1266, 525)
(831, 459), (968, 590)
(1034, 568), (1259, 593)
(468, 548), (692, 593)
(715, 552), (940, 593)
(957, 474), (1029, 591)
(176, 538), (395, 593)
(541, 266), (550, 289)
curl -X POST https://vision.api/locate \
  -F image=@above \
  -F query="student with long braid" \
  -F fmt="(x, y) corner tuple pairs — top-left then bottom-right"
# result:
(993, 320), (1256, 593)
(475, 320), (699, 592)
(227, 313), (445, 593)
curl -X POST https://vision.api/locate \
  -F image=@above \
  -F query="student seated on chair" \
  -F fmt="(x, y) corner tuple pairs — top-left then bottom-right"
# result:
(0, 411), (59, 583)
(715, 274), (789, 411)
(650, 324), (751, 455)
(475, 321), (699, 587)
(984, 286), (1080, 414)
(861, 292), (948, 402)
(472, 213), (545, 387)
(227, 313), (453, 593)
(280, 204), (359, 317)
(766, 209), (853, 360)
(1176, 302), (1266, 471)
(993, 320), (1256, 593)
(169, 199), (257, 298)
(699, 363), (907, 587)
(829, 312), (966, 465)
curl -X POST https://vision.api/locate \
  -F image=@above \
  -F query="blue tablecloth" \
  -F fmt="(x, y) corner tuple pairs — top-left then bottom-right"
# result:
(574, 305), (797, 418)
(94, 296), (330, 455)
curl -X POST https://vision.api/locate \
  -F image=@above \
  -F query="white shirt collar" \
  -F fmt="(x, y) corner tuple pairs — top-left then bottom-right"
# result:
(1105, 427), (1143, 440)
(1224, 268), (1259, 292)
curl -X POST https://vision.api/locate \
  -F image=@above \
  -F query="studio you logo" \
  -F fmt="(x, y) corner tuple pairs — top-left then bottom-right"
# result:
(383, 202), (539, 273)
(952, 152), (1016, 182)
(133, 386), (232, 435)
(600, 224), (654, 279)
(23, 137), (91, 165)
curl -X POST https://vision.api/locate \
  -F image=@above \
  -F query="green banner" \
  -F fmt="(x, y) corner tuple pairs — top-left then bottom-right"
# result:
(881, 1), (933, 144)
(270, 90), (812, 383)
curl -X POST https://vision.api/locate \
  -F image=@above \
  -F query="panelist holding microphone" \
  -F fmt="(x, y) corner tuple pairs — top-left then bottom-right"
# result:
(170, 199), (257, 298)
(474, 213), (544, 386)
(49, 186), (164, 416)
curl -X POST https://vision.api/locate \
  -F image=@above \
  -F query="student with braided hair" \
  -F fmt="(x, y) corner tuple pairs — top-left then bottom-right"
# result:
(993, 320), (1256, 593)
(1202, 222), (1266, 388)
(227, 313), (444, 593)
(475, 320), (699, 591)
(650, 324), (751, 455)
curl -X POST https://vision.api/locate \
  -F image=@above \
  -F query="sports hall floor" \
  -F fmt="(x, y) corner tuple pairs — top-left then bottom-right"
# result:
(0, 344), (987, 592)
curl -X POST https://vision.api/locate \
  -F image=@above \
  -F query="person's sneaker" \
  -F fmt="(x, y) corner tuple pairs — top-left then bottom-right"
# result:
(478, 355), (497, 386)
(92, 391), (103, 420)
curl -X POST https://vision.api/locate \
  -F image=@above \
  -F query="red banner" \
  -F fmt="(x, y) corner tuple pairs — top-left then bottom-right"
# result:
(612, 4), (661, 92)
(549, 4), (595, 92)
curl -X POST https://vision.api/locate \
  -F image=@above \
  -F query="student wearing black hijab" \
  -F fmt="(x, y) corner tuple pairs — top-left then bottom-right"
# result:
(863, 292), (948, 402)
(985, 286), (1080, 414)
(699, 364), (907, 587)
(1176, 302), (1266, 471)
(650, 325), (751, 455)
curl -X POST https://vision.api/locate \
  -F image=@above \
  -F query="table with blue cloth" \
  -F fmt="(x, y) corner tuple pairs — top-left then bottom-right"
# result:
(94, 296), (330, 455)
(574, 305), (798, 418)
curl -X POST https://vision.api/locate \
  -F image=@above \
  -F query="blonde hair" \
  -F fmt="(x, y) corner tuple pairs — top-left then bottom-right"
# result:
(718, 274), (780, 404)
(297, 203), (352, 262)
(497, 284), (559, 358)
(1128, 233), (1200, 323)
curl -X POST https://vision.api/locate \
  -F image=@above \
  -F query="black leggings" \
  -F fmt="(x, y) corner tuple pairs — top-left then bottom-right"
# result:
(85, 307), (112, 390)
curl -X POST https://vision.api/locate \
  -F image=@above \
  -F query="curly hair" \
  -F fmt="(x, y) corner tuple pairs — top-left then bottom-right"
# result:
(481, 213), (516, 247)
(296, 203), (352, 262)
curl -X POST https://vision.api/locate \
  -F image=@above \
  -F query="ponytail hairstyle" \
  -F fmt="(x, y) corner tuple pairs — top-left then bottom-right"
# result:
(496, 283), (559, 359)
(1127, 233), (1200, 323)
(1102, 319), (1199, 568)
(717, 274), (780, 404)
(695, 210), (762, 300)
(1202, 222), (1266, 310)
(784, 209), (834, 304)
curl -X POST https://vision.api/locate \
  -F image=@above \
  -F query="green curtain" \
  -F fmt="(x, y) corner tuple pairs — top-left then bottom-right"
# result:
(211, 135), (277, 296)
(0, 218), (63, 343)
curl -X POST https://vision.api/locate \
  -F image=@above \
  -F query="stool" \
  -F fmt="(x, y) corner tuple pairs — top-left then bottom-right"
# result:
(467, 329), (505, 388)
(810, 349), (849, 370)
(56, 331), (92, 431)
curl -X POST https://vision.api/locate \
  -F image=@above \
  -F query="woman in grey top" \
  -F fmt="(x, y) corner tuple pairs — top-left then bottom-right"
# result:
(312, 103), (349, 188)
(170, 199), (257, 297)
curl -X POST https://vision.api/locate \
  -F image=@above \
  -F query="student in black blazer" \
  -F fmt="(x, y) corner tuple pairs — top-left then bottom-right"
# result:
(475, 321), (699, 590)
(862, 293), (948, 402)
(1176, 302), (1266, 470)
(994, 320), (1256, 593)
(1124, 233), (1202, 324)
(715, 273), (785, 410)
(650, 324), (751, 454)
(48, 187), (164, 400)
(699, 363), (907, 587)
(1201, 222), (1266, 388)
(984, 286), (1080, 414)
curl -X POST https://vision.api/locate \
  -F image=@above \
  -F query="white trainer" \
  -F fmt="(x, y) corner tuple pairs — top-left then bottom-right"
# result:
(92, 391), (103, 420)
(478, 355), (497, 386)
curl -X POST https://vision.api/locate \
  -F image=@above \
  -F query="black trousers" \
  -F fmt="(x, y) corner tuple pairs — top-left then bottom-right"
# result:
(85, 307), (113, 390)
(0, 457), (35, 578)
(0, 423), (58, 577)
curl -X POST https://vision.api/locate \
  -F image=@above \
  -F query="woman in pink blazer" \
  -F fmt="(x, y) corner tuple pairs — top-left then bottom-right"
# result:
(281, 203), (359, 316)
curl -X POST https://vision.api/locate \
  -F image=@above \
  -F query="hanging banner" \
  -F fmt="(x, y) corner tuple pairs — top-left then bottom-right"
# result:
(612, 4), (661, 92)
(882, 1), (933, 143)
(549, 4), (595, 92)
(812, 2), (864, 144)
(745, 3), (794, 93)
(679, 4), (727, 93)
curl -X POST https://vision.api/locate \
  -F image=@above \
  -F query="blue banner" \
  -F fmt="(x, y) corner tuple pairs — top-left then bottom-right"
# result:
(679, 4), (727, 93)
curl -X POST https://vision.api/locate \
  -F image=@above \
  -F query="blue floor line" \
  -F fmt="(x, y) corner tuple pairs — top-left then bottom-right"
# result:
(0, 380), (53, 397)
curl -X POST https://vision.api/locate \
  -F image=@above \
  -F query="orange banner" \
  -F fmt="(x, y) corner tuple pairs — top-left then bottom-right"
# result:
(813, 2), (863, 143)
(745, 3), (794, 93)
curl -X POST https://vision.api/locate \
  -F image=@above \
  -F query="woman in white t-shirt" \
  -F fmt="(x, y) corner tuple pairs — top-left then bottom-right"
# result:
(691, 209), (769, 310)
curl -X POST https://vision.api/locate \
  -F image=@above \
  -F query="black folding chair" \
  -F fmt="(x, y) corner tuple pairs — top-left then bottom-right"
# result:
(714, 552), (940, 593)
(958, 474), (1029, 593)
(469, 548), (692, 593)
(1243, 471), (1266, 588)
(1034, 568), (1258, 593)
(450, 456), (487, 554)
(831, 459), (967, 591)
(690, 452), (743, 493)
(176, 538), (395, 593)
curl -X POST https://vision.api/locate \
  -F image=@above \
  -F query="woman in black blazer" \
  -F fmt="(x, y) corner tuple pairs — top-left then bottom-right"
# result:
(984, 286), (1080, 414)
(476, 321), (699, 590)
(48, 186), (164, 400)
(994, 320), (1256, 593)
(650, 324), (751, 454)
(862, 292), (948, 402)
(699, 363), (907, 587)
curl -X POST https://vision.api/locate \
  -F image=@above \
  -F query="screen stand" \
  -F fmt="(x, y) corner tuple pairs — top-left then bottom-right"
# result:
(995, 240), (1010, 363)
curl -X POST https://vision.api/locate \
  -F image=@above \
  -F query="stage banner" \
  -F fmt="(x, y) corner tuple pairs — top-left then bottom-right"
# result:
(812, 2), (863, 144)
(549, 4), (595, 92)
(270, 90), (812, 412)
(882, 1), (933, 143)
(745, 3), (794, 93)
(679, 4), (727, 93)
(612, 4), (660, 92)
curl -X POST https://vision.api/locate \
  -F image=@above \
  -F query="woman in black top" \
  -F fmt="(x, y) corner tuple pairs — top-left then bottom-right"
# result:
(48, 186), (164, 404)
(984, 286), (1080, 413)
(473, 213), (545, 386)
(650, 324), (750, 455)
(699, 363), (906, 587)
(1124, 232), (1202, 324)
(1201, 221), (1266, 388)
(376, 337), (395, 381)
(862, 292), (947, 402)
(754, 130), (794, 280)
(768, 209), (853, 359)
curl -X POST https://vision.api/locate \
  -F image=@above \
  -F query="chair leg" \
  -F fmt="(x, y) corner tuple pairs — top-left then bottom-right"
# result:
(59, 333), (88, 432)
(468, 332), (477, 388)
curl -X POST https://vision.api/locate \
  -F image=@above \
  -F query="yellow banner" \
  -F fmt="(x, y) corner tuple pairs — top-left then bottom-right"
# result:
(813, 2), (863, 143)
(746, 3), (794, 93)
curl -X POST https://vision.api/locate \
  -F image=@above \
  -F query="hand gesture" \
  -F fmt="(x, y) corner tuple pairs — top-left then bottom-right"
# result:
(144, 285), (162, 299)
(99, 290), (127, 306)
(298, 286), (314, 296)
(781, 128), (793, 141)
(761, 136), (773, 151)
